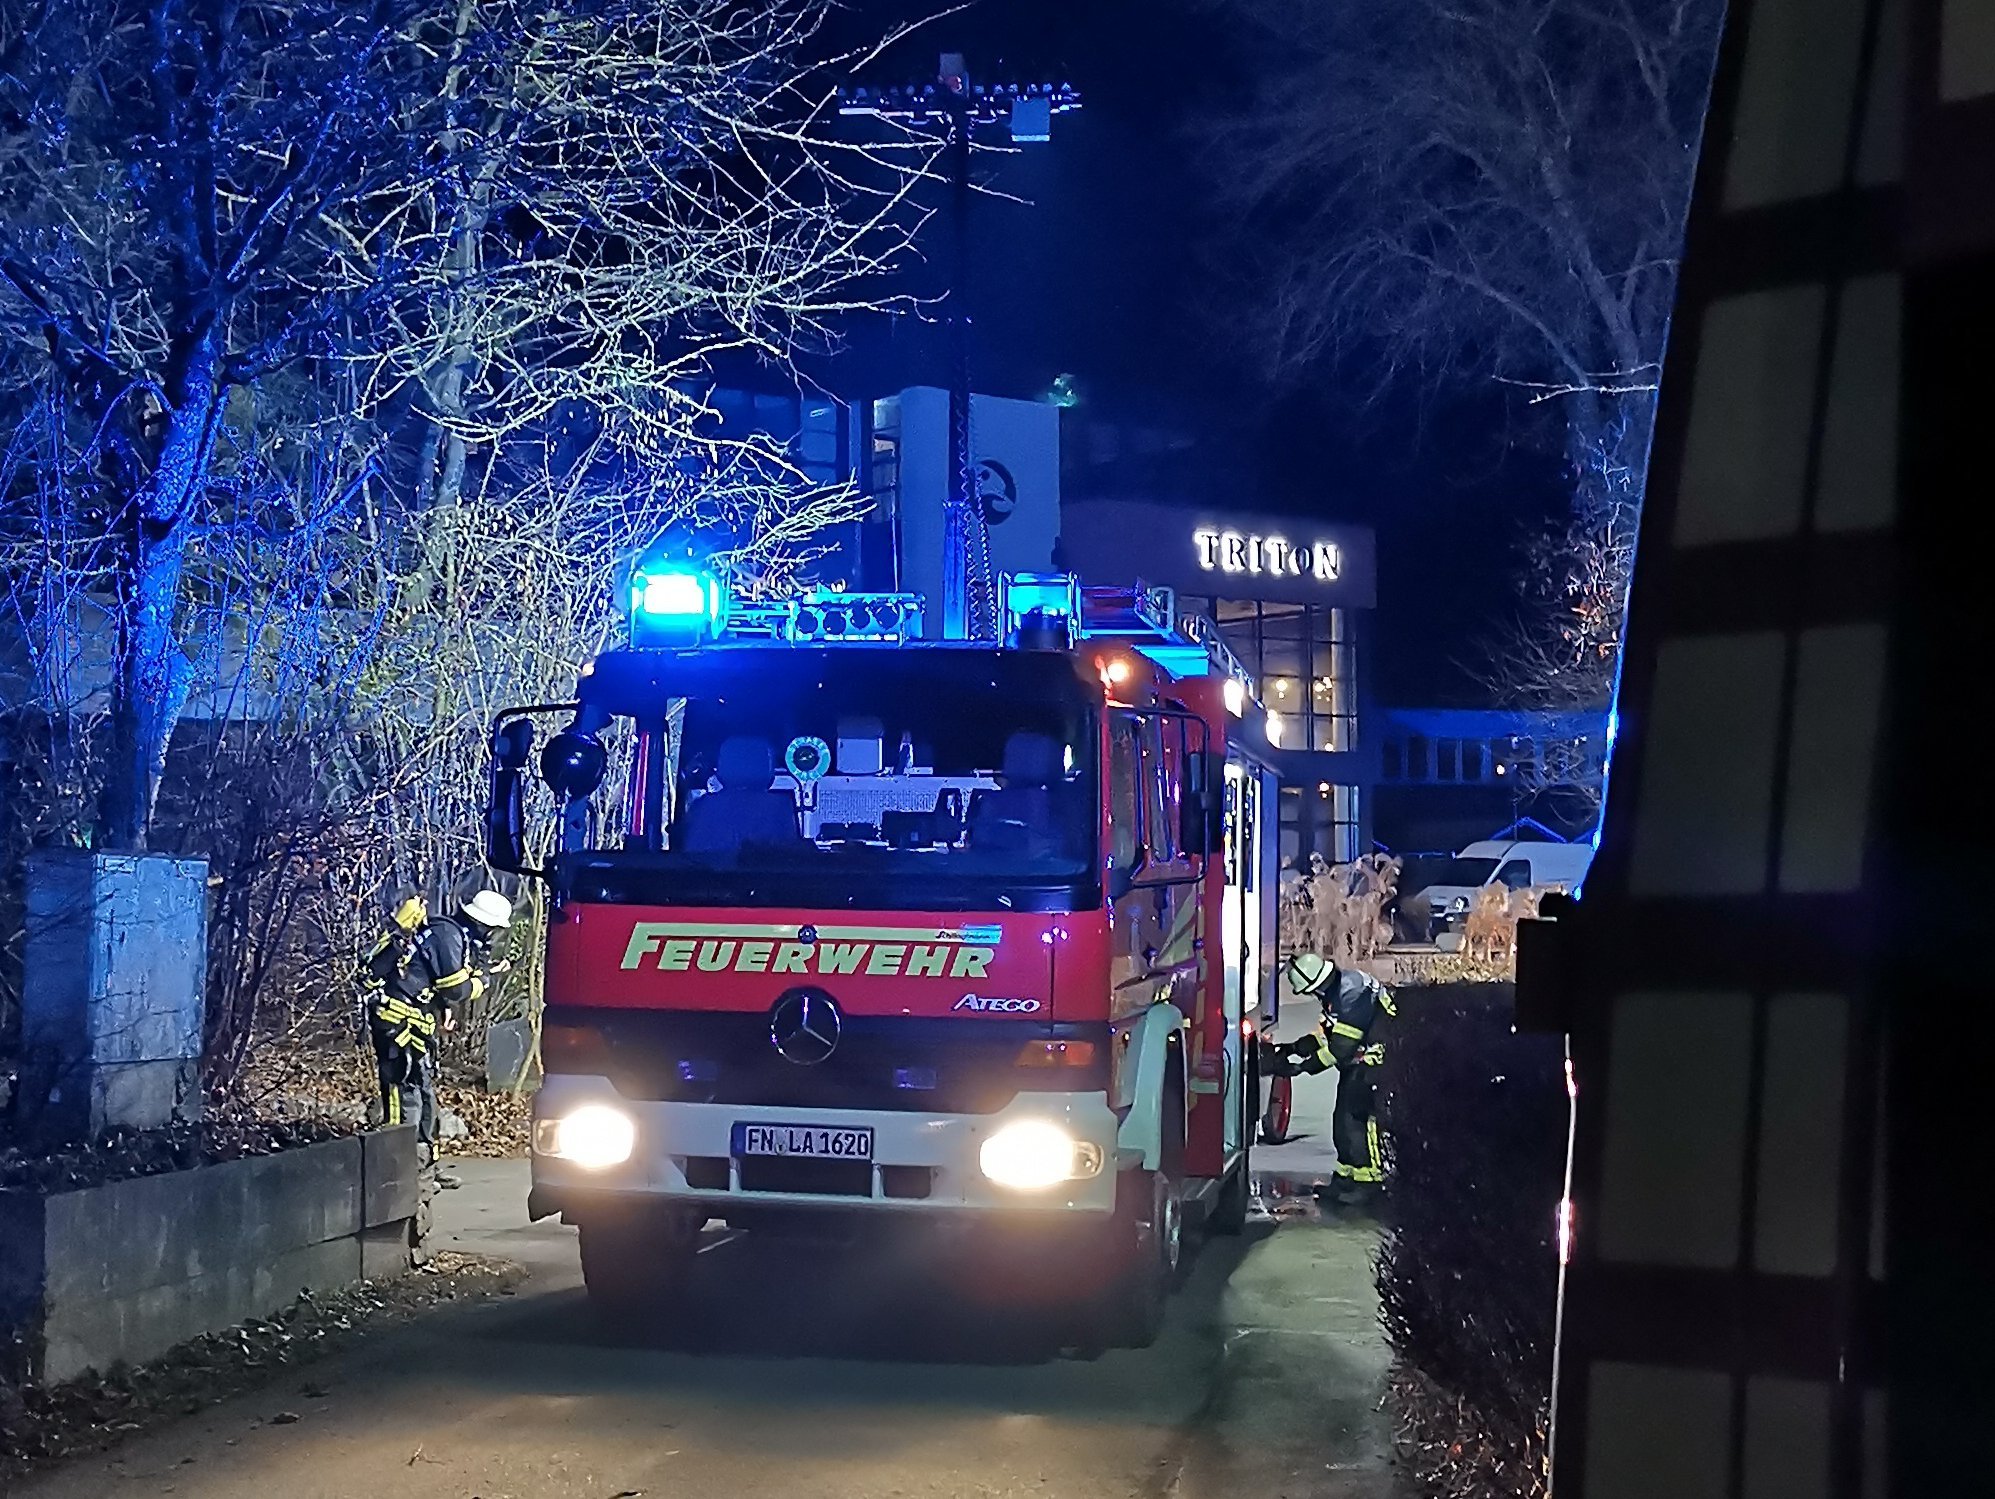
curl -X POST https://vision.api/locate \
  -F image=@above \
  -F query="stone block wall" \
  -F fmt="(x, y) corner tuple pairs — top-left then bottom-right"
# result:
(0, 1125), (420, 1384)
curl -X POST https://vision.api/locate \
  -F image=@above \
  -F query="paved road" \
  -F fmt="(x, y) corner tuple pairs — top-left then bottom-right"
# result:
(23, 1080), (1393, 1499)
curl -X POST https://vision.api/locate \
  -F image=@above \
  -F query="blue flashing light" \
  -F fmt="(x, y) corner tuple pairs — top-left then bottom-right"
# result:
(629, 560), (727, 647)
(637, 571), (708, 617)
(1001, 572), (1082, 637)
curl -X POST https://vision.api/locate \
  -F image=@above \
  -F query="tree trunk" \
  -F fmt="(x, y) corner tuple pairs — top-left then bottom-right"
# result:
(98, 346), (220, 849)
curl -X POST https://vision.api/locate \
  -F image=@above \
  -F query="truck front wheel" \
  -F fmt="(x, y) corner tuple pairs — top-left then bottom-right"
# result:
(1093, 1073), (1185, 1350)
(1209, 1147), (1252, 1236)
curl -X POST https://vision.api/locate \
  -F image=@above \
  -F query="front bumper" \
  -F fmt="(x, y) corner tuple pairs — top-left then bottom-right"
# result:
(530, 1073), (1122, 1218)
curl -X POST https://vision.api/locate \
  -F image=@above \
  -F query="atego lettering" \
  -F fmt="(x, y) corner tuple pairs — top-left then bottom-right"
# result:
(951, 995), (1043, 1013)
(621, 924), (994, 980)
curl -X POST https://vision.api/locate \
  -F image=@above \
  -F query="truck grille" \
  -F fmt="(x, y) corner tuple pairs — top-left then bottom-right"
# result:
(545, 1007), (1108, 1115)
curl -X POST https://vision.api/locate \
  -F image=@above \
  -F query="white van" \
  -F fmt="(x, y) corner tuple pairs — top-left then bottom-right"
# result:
(1398, 838), (1594, 941)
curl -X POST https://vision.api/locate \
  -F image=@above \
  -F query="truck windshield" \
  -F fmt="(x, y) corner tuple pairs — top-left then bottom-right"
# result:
(567, 651), (1101, 901)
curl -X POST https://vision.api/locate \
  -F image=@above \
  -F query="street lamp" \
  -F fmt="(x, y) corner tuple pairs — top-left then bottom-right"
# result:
(840, 56), (1081, 641)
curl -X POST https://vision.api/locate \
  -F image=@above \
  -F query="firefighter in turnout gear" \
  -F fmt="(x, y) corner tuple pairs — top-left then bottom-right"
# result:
(1274, 951), (1396, 1204)
(359, 889), (514, 1159)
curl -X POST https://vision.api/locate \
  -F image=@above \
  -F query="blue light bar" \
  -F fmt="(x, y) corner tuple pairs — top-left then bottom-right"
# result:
(637, 572), (708, 617)
(1000, 572), (1082, 646)
(628, 561), (727, 647)
(1003, 572), (1081, 619)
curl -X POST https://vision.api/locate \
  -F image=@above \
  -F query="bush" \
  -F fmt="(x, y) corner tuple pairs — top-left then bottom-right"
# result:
(1378, 982), (1567, 1498)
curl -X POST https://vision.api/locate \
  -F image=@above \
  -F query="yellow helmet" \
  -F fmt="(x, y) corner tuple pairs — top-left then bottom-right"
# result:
(1285, 951), (1335, 997)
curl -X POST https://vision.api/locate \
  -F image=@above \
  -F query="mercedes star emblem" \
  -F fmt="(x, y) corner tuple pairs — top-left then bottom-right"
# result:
(769, 988), (842, 1065)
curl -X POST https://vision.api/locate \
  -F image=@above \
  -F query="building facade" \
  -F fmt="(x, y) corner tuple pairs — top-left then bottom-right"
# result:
(1058, 499), (1377, 867)
(744, 384), (1382, 871)
(1371, 706), (1606, 853)
(869, 388), (1063, 628)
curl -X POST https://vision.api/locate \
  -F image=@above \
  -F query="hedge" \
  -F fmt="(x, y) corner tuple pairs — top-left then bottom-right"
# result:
(1378, 982), (1568, 1498)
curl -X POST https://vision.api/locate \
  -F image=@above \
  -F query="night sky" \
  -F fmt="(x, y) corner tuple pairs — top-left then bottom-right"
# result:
(820, 0), (1567, 705)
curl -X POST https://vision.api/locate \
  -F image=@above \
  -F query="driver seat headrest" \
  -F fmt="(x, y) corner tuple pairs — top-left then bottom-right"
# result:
(1001, 731), (1063, 789)
(717, 736), (777, 791)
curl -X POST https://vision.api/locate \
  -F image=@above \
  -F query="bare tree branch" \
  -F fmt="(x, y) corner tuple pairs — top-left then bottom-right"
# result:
(1205, 0), (1720, 733)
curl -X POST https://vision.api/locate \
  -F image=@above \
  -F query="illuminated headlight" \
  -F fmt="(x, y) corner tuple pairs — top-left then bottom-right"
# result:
(1449, 896), (1469, 913)
(534, 1104), (636, 1170)
(978, 1120), (1103, 1190)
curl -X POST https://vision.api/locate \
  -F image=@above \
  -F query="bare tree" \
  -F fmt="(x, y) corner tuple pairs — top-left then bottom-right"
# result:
(2, 0), (919, 1089)
(0, 0), (919, 850)
(0, 0), (463, 846)
(1208, 0), (1721, 712)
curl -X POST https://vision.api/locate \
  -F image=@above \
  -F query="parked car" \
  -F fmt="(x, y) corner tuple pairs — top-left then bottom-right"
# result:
(1397, 838), (1595, 942)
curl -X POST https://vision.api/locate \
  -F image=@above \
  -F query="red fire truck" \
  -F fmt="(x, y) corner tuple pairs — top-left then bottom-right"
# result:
(485, 569), (1281, 1346)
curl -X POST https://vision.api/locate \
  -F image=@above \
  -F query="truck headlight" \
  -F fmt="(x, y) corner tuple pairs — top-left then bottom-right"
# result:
(979, 1120), (1102, 1190)
(536, 1104), (636, 1169)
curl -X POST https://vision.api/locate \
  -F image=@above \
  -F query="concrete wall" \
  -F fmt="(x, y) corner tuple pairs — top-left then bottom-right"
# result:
(0, 1125), (420, 1385)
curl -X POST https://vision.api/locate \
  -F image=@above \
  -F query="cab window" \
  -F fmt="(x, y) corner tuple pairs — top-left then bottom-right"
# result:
(1140, 717), (1175, 862)
(1109, 715), (1142, 871)
(1495, 859), (1534, 889)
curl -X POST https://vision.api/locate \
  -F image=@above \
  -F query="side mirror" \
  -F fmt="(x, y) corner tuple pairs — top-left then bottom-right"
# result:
(1514, 891), (1577, 1033)
(1179, 790), (1221, 858)
(487, 719), (536, 875)
(1185, 749), (1211, 795)
(541, 728), (608, 800)
(1180, 749), (1222, 857)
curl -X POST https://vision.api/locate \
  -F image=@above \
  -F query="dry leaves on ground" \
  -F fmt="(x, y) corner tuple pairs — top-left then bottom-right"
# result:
(0, 1117), (361, 1195)
(0, 1253), (525, 1483)
(436, 1085), (532, 1159)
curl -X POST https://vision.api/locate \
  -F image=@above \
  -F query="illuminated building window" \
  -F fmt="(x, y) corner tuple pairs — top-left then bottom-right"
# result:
(1183, 598), (1356, 756)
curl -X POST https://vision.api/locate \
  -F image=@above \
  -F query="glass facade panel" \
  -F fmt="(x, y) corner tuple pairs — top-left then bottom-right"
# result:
(1177, 594), (1364, 871)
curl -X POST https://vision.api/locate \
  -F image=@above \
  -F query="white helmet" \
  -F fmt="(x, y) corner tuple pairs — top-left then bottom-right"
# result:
(460, 890), (514, 931)
(1285, 951), (1336, 998)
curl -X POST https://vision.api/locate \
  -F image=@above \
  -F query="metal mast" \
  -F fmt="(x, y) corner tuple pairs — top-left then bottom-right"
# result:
(840, 56), (1080, 640)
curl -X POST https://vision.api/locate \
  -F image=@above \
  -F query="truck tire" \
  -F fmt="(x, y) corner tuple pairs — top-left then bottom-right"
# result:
(1209, 1148), (1252, 1236)
(1094, 1071), (1185, 1350)
(579, 1213), (693, 1323)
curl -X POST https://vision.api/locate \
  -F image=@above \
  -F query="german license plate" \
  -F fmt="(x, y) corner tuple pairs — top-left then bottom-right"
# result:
(731, 1123), (875, 1160)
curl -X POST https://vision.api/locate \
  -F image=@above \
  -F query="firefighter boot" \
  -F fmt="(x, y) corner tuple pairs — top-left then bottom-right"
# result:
(1315, 1176), (1384, 1212)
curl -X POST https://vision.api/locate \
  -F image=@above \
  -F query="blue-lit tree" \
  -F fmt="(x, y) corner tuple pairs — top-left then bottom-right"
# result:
(0, 0), (916, 1086)
(1210, 0), (1722, 732)
(0, 0), (468, 847)
(0, 0), (916, 853)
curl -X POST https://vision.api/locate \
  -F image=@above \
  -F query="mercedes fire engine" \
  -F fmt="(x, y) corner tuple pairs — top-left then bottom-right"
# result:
(485, 568), (1281, 1347)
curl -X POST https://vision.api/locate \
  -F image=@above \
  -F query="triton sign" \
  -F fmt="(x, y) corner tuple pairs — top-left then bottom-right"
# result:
(1193, 528), (1341, 583)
